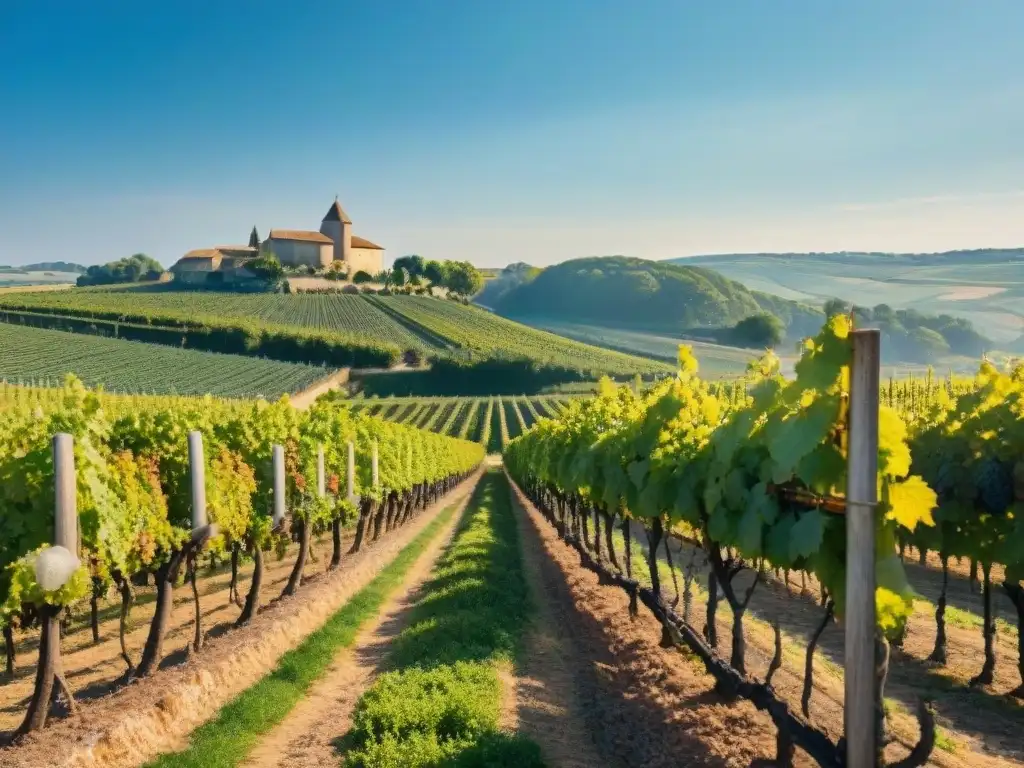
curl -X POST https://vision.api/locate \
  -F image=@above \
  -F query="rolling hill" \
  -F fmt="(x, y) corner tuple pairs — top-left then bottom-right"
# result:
(486, 256), (824, 339)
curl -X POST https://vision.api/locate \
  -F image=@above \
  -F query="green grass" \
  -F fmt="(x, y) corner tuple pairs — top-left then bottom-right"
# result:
(933, 727), (960, 754)
(146, 500), (463, 768)
(0, 322), (332, 398)
(341, 471), (545, 767)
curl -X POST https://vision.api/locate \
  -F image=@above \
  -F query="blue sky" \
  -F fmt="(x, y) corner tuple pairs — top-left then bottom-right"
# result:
(1, 1), (1023, 269)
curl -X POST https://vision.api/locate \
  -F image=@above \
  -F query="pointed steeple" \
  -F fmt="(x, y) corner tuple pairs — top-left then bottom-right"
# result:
(323, 197), (352, 224)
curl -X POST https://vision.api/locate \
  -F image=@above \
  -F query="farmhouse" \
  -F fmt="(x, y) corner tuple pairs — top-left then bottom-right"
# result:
(170, 198), (385, 285)
(170, 246), (261, 287)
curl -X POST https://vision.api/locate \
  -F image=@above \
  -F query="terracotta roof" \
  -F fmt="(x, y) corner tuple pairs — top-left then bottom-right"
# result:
(181, 248), (221, 259)
(214, 245), (257, 254)
(350, 235), (383, 250)
(268, 229), (334, 244)
(322, 200), (352, 224)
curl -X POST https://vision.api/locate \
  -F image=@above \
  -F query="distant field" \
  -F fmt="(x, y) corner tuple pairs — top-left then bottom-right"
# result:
(0, 323), (332, 398)
(0, 286), (670, 376)
(673, 252), (1024, 345)
(350, 394), (575, 449)
(0, 270), (79, 289)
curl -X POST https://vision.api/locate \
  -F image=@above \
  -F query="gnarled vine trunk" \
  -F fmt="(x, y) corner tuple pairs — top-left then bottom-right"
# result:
(188, 556), (204, 654)
(801, 600), (834, 718)
(229, 544), (244, 607)
(971, 562), (996, 687)
(329, 516), (343, 570)
(137, 549), (187, 678)
(705, 568), (718, 649)
(90, 577), (102, 645)
(283, 516), (310, 597)
(237, 538), (264, 627)
(602, 509), (619, 569)
(16, 604), (76, 736)
(349, 499), (374, 554)
(113, 572), (135, 673)
(929, 555), (949, 664)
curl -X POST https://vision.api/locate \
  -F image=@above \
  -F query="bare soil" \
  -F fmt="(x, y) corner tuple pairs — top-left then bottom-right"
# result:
(505, 482), (607, 767)
(241, 484), (473, 767)
(628, 524), (1023, 767)
(0, 474), (481, 768)
(509, 479), (798, 768)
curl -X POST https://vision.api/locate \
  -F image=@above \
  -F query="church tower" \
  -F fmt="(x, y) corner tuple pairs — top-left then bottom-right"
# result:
(320, 198), (352, 266)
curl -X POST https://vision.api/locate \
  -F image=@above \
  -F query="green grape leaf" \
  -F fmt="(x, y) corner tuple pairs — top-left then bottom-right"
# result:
(737, 505), (763, 555)
(750, 482), (780, 525)
(627, 458), (650, 490)
(768, 400), (836, 481)
(766, 513), (796, 566)
(796, 444), (845, 495)
(789, 509), (825, 560)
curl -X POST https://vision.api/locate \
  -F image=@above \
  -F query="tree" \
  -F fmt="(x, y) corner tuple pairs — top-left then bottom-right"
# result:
(248, 227), (260, 251)
(823, 298), (850, 318)
(423, 260), (448, 287)
(77, 254), (165, 287)
(729, 313), (784, 348)
(443, 261), (483, 298)
(392, 266), (407, 288)
(352, 270), (374, 284)
(392, 255), (424, 279)
(247, 253), (284, 282)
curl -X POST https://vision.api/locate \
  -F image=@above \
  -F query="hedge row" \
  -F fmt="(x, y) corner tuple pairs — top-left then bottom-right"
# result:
(0, 309), (401, 369)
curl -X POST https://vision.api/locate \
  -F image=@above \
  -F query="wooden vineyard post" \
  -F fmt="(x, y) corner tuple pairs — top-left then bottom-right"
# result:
(317, 445), (326, 498)
(17, 433), (79, 735)
(371, 441), (379, 489)
(272, 444), (286, 527)
(346, 440), (356, 502)
(53, 433), (78, 554)
(188, 431), (207, 529)
(845, 329), (881, 768)
(186, 431), (212, 653)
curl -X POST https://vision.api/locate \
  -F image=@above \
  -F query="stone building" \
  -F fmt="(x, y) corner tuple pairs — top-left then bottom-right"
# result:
(169, 246), (261, 287)
(318, 200), (385, 277)
(170, 198), (385, 284)
(262, 230), (334, 269)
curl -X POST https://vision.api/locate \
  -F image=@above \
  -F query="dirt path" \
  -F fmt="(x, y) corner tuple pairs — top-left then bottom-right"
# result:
(289, 369), (351, 409)
(504, 480), (604, 768)
(241, 484), (474, 767)
(508, 477), (787, 768)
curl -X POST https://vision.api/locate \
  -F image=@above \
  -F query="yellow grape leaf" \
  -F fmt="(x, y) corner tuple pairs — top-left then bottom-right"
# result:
(677, 344), (699, 375)
(877, 407), (911, 478)
(886, 476), (936, 530)
(829, 313), (851, 339)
